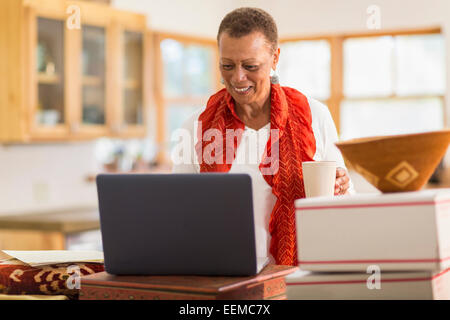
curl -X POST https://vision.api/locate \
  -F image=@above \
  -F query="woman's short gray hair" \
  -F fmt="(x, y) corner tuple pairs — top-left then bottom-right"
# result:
(217, 7), (278, 53)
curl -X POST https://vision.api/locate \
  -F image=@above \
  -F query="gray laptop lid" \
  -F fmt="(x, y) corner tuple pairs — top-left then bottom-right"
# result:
(96, 173), (262, 276)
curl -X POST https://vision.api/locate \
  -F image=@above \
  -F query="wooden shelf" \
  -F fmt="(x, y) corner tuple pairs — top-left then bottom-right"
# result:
(82, 75), (103, 86)
(123, 79), (141, 90)
(37, 73), (60, 84)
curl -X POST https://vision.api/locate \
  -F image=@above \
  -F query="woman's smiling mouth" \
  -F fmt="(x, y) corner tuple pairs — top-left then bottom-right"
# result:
(233, 86), (253, 94)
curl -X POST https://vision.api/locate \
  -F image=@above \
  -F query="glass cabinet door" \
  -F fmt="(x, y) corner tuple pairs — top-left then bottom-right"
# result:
(36, 17), (65, 127)
(82, 25), (106, 125)
(123, 31), (143, 126)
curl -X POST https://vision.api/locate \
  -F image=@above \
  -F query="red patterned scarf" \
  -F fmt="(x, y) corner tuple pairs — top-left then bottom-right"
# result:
(195, 83), (316, 265)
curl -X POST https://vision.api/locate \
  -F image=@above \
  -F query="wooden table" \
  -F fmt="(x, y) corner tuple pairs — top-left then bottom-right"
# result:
(0, 208), (100, 250)
(80, 264), (298, 300)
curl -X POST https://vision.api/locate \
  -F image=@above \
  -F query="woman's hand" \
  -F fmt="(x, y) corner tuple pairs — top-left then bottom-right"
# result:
(335, 167), (350, 195)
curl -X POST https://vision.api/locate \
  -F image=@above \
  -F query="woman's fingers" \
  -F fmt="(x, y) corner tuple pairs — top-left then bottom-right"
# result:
(336, 167), (347, 178)
(335, 167), (350, 195)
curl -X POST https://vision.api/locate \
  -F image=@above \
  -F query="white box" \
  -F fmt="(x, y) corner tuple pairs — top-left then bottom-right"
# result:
(295, 189), (450, 272)
(286, 268), (450, 300)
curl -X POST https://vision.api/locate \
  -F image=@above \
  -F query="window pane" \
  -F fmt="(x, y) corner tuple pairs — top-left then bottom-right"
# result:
(123, 31), (143, 81)
(82, 86), (105, 124)
(124, 88), (143, 125)
(395, 34), (446, 96)
(343, 36), (394, 97)
(123, 31), (144, 125)
(162, 40), (215, 98)
(340, 98), (444, 140)
(278, 40), (330, 100)
(167, 105), (202, 151)
(36, 18), (65, 126)
(161, 39), (185, 97)
(185, 45), (214, 96)
(82, 25), (106, 125)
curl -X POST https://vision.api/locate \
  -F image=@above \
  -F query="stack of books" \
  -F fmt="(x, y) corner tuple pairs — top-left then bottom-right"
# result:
(287, 189), (450, 299)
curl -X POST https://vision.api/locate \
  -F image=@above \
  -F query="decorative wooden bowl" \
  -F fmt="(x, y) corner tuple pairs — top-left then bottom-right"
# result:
(335, 130), (450, 193)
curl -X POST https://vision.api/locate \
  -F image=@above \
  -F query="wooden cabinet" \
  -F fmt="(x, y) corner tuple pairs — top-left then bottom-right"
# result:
(0, 0), (150, 142)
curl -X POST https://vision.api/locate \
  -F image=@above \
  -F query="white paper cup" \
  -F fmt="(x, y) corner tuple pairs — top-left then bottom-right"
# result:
(302, 161), (336, 198)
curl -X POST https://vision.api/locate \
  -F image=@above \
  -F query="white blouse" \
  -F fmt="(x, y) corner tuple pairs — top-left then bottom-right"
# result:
(171, 96), (354, 262)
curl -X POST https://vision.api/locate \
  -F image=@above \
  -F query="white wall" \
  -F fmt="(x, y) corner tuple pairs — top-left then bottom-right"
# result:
(238, 0), (449, 36)
(0, 142), (99, 215)
(112, 0), (236, 38)
(113, 0), (450, 38)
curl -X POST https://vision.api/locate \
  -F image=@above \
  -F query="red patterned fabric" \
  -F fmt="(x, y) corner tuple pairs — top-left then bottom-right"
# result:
(195, 84), (316, 265)
(0, 257), (104, 299)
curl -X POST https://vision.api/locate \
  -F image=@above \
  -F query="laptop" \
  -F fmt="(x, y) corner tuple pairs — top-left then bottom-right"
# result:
(96, 173), (269, 276)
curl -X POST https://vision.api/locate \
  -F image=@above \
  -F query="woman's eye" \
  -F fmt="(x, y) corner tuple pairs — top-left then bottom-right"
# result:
(245, 65), (258, 71)
(221, 65), (233, 70)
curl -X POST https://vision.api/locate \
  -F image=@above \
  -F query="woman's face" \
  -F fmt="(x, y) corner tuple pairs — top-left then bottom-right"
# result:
(218, 31), (279, 107)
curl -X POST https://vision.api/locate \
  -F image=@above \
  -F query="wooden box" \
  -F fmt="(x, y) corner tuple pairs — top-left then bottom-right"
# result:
(80, 264), (297, 300)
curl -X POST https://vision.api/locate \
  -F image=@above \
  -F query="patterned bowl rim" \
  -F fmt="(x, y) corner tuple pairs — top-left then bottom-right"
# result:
(335, 129), (450, 146)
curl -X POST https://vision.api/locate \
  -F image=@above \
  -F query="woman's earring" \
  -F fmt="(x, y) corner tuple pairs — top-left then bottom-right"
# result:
(220, 78), (225, 85)
(270, 70), (279, 84)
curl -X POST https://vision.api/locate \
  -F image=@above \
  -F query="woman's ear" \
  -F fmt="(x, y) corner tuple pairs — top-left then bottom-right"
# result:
(272, 47), (280, 70)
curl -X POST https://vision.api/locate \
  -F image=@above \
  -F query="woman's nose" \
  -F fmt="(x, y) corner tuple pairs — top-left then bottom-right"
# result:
(231, 67), (247, 83)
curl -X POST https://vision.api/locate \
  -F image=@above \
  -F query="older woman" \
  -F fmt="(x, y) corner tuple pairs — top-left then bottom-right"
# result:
(172, 7), (354, 266)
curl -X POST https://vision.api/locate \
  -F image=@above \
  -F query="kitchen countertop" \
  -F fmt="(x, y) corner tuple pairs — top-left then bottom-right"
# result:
(0, 208), (100, 234)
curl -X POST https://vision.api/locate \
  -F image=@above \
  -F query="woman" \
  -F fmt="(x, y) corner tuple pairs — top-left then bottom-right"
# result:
(172, 7), (354, 266)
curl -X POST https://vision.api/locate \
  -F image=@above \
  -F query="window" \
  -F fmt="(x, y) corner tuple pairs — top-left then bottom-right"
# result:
(278, 29), (445, 141)
(340, 98), (444, 138)
(278, 40), (331, 101)
(340, 32), (446, 140)
(155, 34), (219, 161)
(343, 36), (394, 98)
